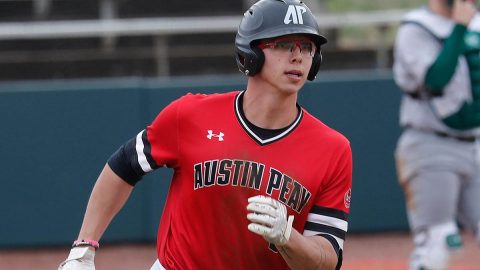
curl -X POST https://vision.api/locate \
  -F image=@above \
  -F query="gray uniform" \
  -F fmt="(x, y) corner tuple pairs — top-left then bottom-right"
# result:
(393, 6), (480, 270)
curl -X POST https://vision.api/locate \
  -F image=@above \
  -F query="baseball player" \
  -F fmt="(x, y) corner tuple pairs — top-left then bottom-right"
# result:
(393, 0), (480, 269)
(58, 0), (352, 269)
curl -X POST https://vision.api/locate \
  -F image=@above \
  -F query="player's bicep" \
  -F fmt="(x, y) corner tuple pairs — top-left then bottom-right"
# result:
(108, 130), (160, 186)
(107, 97), (183, 185)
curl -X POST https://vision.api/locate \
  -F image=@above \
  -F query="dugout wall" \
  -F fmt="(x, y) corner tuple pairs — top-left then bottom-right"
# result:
(0, 71), (405, 248)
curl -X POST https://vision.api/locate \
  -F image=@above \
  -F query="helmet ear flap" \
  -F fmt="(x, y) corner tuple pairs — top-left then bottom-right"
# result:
(238, 46), (265, 77)
(307, 49), (322, 81)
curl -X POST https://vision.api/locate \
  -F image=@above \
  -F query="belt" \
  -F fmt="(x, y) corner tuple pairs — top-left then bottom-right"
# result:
(405, 126), (477, 142)
(433, 130), (476, 142)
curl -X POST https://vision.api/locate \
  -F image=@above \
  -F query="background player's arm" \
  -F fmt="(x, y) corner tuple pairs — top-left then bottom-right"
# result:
(424, 0), (476, 93)
(76, 163), (134, 242)
(278, 231), (338, 270)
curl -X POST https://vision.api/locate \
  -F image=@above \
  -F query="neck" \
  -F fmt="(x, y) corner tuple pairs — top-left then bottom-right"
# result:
(243, 79), (299, 129)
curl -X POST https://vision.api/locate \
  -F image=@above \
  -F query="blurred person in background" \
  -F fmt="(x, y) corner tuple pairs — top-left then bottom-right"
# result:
(57, 0), (352, 269)
(393, 0), (480, 269)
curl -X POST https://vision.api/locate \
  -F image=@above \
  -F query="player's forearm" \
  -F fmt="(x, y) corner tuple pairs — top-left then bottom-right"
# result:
(77, 164), (134, 241)
(278, 230), (338, 270)
(425, 24), (466, 93)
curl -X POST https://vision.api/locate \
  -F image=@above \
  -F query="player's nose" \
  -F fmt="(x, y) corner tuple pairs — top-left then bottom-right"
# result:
(290, 46), (303, 62)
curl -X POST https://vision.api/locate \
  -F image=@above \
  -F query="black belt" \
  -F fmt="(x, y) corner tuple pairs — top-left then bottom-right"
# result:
(405, 126), (477, 142)
(434, 130), (476, 142)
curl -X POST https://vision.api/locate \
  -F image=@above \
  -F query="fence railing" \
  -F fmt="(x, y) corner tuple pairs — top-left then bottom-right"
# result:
(0, 9), (408, 78)
(0, 9), (408, 40)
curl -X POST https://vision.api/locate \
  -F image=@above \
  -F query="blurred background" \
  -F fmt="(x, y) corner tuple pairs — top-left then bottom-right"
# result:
(0, 0), (425, 80)
(3, 1), (478, 269)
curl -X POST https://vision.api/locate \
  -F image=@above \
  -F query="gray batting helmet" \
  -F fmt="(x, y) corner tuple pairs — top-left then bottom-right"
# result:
(235, 0), (328, 81)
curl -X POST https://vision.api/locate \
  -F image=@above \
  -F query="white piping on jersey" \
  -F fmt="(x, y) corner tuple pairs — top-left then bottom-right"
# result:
(136, 130), (153, 173)
(235, 91), (303, 144)
(303, 229), (345, 250)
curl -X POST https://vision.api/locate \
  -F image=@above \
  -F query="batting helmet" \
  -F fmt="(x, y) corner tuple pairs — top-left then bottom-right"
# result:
(235, 0), (328, 81)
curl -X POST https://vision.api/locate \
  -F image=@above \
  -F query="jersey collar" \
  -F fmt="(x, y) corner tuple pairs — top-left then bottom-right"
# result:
(234, 91), (303, 146)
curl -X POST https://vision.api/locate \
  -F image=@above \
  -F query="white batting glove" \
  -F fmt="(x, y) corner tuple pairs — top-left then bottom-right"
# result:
(58, 247), (95, 270)
(246, 195), (294, 246)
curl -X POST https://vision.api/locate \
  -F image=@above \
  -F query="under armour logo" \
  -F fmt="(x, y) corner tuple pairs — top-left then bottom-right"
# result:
(207, 130), (224, 141)
(284, 5), (306, 24)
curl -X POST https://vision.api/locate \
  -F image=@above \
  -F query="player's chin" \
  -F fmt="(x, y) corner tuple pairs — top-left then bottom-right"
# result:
(278, 86), (303, 96)
(282, 77), (306, 92)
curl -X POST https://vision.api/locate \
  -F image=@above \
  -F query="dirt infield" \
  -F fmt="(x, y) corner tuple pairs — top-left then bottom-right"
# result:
(342, 232), (479, 270)
(1, 232), (478, 270)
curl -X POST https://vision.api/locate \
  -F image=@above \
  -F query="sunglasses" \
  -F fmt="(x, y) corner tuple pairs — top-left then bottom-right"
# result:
(258, 38), (316, 57)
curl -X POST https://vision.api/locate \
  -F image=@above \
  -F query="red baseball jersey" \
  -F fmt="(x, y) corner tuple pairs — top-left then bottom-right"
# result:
(135, 91), (352, 270)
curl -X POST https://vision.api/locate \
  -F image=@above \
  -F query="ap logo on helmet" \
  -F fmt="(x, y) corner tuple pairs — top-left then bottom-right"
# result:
(284, 5), (307, 24)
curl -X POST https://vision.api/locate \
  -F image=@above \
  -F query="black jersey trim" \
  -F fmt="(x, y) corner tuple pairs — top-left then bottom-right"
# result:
(310, 205), (349, 221)
(108, 138), (143, 186)
(234, 91), (303, 146)
(304, 222), (347, 240)
(107, 130), (161, 185)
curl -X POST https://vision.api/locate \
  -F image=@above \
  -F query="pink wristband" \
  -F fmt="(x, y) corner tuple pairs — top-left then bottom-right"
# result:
(72, 239), (100, 249)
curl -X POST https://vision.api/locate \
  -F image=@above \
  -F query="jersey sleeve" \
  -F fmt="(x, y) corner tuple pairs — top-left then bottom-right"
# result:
(108, 97), (182, 185)
(303, 142), (352, 251)
(425, 24), (466, 94)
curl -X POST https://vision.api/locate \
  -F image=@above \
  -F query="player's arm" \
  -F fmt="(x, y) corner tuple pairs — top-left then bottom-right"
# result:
(59, 131), (161, 270)
(248, 143), (351, 270)
(76, 163), (134, 242)
(247, 196), (340, 270)
(425, 0), (476, 93)
(278, 231), (338, 270)
(58, 164), (134, 270)
(59, 97), (181, 270)
(424, 24), (466, 93)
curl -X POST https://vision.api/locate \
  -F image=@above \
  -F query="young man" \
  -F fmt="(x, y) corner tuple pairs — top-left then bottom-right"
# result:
(393, 0), (480, 269)
(59, 0), (352, 269)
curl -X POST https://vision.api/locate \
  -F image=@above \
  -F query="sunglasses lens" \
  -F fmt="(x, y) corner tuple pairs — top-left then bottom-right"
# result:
(300, 42), (313, 54)
(274, 41), (295, 51)
(260, 39), (315, 56)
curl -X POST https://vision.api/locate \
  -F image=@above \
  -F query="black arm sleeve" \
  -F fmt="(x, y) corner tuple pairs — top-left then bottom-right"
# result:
(107, 137), (145, 186)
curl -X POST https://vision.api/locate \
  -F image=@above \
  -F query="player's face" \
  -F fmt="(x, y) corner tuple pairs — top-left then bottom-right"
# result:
(257, 35), (315, 94)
